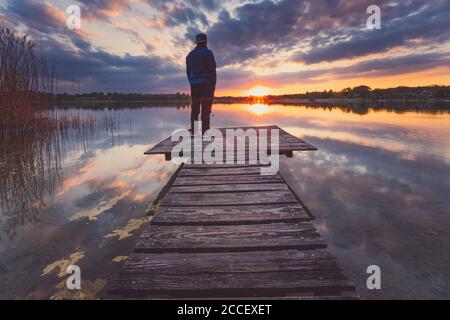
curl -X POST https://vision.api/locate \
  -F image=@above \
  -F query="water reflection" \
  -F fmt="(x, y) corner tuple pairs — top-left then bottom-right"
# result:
(0, 111), (119, 240)
(262, 100), (450, 115)
(280, 138), (450, 298)
(0, 102), (449, 299)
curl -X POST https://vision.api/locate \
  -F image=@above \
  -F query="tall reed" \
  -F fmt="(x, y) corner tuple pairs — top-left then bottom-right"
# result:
(0, 25), (119, 240)
(0, 25), (55, 135)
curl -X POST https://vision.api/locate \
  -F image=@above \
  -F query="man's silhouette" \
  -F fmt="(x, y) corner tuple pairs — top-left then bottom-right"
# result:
(186, 33), (216, 134)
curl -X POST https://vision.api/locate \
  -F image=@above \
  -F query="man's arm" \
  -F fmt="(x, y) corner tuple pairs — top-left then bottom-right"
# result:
(186, 56), (191, 82)
(208, 50), (217, 88)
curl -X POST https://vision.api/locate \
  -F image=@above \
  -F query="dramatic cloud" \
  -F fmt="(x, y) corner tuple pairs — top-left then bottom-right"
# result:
(7, 0), (66, 33)
(218, 52), (450, 91)
(77, 0), (133, 21)
(5, 0), (91, 51)
(296, 1), (450, 64)
(44, 39), (184, 92)
(206, 0), (450, 66)
(143, 0), (223, 29)
(1, 0), (449, 93)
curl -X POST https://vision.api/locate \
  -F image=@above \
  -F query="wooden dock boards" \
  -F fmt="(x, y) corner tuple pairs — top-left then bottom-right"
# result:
(144, 125), (317, 160)
(109, 163), (356, 299)
(150, 204), (308, 226)
(111, 250), (354, 298)
(135, 222), (326, 253)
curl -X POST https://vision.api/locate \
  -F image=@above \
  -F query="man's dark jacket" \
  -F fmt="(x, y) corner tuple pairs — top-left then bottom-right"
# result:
(186, 46), (216, 88)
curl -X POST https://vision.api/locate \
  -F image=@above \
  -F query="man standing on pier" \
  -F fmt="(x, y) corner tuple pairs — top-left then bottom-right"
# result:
(186, 33), (216, 134)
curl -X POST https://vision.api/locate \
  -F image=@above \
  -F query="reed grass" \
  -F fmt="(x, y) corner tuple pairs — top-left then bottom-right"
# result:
(0, 25), (119, 240)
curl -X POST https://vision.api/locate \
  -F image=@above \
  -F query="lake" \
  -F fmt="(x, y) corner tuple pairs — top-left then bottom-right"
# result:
(0, 102), (449, 299)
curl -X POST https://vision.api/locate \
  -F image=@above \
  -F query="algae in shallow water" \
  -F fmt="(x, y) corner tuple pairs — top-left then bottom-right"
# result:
(51, 278), (107, 300)
(104, 217), (149, 240)
(112, 255), (128, 263)
(42, 250), (85, 278)
(69, 191), (131, 221)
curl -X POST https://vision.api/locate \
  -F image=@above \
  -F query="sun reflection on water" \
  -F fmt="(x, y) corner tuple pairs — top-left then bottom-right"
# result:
(246, 104), (273, 116)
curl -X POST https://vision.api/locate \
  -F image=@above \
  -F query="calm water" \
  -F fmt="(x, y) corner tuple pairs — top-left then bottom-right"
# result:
(0, 103), (449, 299)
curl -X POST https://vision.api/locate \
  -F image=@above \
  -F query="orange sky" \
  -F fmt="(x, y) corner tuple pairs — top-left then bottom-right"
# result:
(222, 66), (450, 96)
(3, 0), (450, 95)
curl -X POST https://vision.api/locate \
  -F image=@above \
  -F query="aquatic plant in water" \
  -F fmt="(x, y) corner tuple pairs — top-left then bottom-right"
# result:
(0, 25), (119, 240)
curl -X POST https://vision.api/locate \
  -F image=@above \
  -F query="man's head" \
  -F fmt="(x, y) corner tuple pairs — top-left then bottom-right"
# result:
(195, 33), (207, 46)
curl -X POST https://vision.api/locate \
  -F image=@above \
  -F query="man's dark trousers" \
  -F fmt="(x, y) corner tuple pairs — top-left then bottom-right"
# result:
(191, 83), (213, 133)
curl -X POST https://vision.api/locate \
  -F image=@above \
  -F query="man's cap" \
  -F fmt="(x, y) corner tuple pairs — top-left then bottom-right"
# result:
(195, 33), (207, 43)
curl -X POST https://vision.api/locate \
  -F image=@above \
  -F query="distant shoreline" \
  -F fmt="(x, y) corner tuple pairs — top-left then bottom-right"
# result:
(221, 97), (450, 104)
(54, 85), (450, 107)
(55, 96), (450, 106)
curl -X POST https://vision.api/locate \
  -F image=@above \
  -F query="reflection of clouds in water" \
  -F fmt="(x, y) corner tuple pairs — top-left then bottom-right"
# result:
(212, 104), (450, 164)
(60, 144), (156, 192)
(281, 134), (450, 298)
(56, 143), (175, 222)
(0, 110), (119, 240)
(0, 107), (183, 299)
(2, 104), (449, 299)
(305, 137), (450, 197)
(290, 126), (448, 165)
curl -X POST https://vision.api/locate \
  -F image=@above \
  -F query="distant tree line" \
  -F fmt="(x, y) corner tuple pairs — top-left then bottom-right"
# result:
(56, 85), (450, 104)
(265, 85), (450, 100)
(57, 92), (190, 102)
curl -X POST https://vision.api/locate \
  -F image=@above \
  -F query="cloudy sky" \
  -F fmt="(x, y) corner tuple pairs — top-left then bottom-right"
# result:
(1, 0), (449, 95)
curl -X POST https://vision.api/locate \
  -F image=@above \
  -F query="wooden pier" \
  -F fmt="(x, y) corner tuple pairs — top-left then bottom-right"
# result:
(109, 126), (356, 299)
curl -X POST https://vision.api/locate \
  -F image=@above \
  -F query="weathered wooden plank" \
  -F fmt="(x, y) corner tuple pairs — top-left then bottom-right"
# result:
(145, 142), (316, 153)
(160, 190), (297, 206)
(145, 146), (316, 156)
(147, 137), (312, 148)
(108, 250), (354, 297)
(115, 249), (338, 274)
(144, 125), (317, 155)
(109, 270), (353, 297)
(152, 204), (308, 225)
(178, 166), (266, 176)
(177, 156), (280, 166)
(206, 126), (309, 145)
(173, 173), (284, 186)
(179, 156), (270, 164)
(135, 222), (326, 253)
(183, 163), (268, 169)
(170, 183), (288, 193)
(216, 125), (278, 132)
(146, 130), (301, 143)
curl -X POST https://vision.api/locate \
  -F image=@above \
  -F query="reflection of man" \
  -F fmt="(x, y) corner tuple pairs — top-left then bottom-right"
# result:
(186, 33), (216, 134)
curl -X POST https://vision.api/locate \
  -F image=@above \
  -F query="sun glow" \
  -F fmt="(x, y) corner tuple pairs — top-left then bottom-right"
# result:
(247, 86), (272, 97)
(247, 104), (272, 116)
